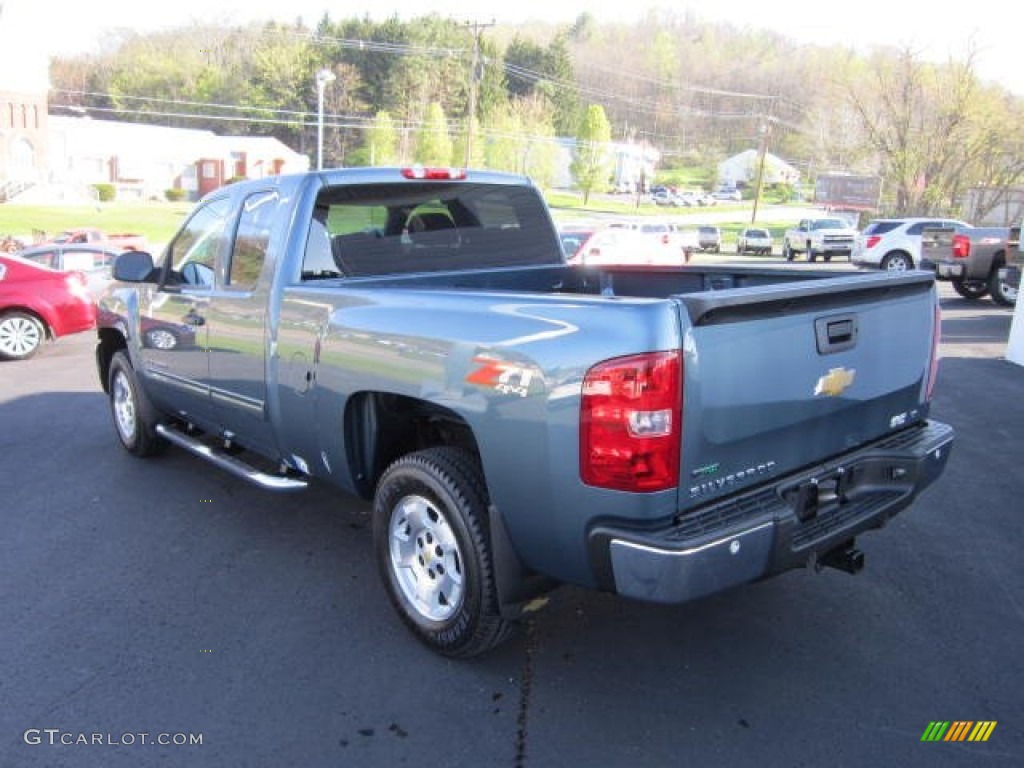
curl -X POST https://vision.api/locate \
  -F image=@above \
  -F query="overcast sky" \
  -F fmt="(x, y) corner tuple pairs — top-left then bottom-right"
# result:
(4, 0), (1020, 95)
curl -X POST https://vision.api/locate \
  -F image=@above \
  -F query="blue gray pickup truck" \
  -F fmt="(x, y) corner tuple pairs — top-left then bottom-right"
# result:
(95, 167), (954, 657)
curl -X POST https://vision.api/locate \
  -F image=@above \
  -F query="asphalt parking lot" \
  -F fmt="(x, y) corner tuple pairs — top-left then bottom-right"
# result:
(1, 280), (1021, 767)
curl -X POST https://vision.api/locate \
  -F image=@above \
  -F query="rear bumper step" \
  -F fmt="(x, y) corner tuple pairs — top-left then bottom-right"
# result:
(590, 420), (953, 603)
(156, 424), (308, 492)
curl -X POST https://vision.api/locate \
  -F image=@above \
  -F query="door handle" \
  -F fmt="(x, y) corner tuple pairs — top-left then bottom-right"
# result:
(815, 314), (857, 354)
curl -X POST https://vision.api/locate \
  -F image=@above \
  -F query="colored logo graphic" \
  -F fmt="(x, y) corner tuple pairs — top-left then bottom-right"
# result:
(814, 367), (856, 397)
(920, 721), (997, 742)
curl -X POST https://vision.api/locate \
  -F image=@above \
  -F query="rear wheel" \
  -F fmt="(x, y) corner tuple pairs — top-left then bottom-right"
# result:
(0, 311), (45, 361)
(373, 447), (512, 658)
(881, 252), (913, 271)
(783, 242), (794, 261)
(952, 279), (989, 300)
(989, 267), (1018, 306)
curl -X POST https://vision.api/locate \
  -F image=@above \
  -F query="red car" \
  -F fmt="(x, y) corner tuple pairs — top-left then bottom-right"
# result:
(0, 254), (97, 360)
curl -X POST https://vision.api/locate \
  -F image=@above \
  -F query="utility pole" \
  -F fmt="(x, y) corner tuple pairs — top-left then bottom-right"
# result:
(464, 19), (495, 168)
(750, 115), (774, 225)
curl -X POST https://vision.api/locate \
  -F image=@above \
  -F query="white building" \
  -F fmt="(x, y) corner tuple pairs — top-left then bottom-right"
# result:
(48, 117), (310, 201)
(718, 149), (800, 188)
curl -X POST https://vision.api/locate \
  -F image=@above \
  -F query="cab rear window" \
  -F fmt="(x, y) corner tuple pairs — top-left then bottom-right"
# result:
(309, 182), (561, 278)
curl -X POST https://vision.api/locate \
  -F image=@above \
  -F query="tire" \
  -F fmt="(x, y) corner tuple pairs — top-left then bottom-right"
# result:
(988, 266), (1018, 307)
(144, 327), (180, 350)
(373, 447), (512, 658)
(806, 241), (816, 262)
(0, 311), (46, 361)
(108, 350), (167, 457)
(783, 242), (794, 261)
(881, 252), (913, 271)
(952, 280), (989, 300)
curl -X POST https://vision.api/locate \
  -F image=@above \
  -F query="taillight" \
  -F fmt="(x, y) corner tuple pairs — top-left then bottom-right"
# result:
(865, 235), (881, 249)
(401, 166), (467, 180)
(581, 351), (682, 492)
(925, 302), (941, 401)
(952, 234), (970, 258)
(662, 234), (670, 244)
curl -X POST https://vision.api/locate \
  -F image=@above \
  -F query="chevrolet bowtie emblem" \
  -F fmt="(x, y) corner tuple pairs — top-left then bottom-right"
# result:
(815, 367), (856, 397)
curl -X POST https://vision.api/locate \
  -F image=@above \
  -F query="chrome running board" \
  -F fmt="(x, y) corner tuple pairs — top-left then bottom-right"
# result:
(156, 424), (308, 492)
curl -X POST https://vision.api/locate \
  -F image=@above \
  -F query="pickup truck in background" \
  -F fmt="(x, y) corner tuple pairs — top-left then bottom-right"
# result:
(42, 227), (147, 252)
(783, 218), (858, 262)
(95, 167), (954, 657)
(920, 224), (1020, 306)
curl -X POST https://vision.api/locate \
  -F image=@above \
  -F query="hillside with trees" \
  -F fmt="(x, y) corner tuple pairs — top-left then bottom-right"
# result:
(48, 10), (1024, 220)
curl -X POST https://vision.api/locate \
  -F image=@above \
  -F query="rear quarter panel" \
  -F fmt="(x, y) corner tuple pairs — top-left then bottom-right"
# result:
(280, 285), (684, 588)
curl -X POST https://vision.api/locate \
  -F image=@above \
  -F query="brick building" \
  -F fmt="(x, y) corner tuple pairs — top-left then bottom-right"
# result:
(0, 2), (51, 197)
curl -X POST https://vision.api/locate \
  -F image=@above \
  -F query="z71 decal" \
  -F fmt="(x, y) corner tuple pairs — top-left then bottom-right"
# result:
(466, 357), (536, 398)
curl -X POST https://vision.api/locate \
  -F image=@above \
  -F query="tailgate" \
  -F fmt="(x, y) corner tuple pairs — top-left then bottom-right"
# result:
(674, 272), (938, 507)
(920, 226), (957, 265)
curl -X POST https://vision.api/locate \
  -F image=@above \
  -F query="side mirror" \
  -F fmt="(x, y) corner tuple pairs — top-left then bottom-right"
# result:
(113, 250), (156, 282)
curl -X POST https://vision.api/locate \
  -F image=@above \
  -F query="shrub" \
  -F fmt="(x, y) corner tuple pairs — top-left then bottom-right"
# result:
(164, 188), (187, 202)
(92, 183), (116, 202)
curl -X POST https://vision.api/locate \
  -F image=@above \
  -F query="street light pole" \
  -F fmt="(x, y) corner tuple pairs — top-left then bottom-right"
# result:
(315, 68), (336, 171)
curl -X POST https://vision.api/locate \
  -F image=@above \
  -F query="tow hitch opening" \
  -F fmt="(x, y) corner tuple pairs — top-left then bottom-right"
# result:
(816, 541), (865, 575)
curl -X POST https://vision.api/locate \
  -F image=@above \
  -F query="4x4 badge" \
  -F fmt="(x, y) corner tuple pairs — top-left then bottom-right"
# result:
(815, 367), (855, 397)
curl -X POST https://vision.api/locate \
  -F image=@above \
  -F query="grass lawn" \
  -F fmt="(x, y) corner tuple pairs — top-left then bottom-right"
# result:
(1, 194), (803, 252)
(0, 202), (191, 245)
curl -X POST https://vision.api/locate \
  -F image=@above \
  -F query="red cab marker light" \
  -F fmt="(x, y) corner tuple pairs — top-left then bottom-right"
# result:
(401, 166), (467, 180)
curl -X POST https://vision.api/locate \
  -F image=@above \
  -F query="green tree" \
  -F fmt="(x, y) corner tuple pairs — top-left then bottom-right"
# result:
(359, 110), (400, 166)
(845, 46), (993, 216)
(570, 104), (613, 204)
(482, 103), (522, 173)
(415, 102), (453, 166)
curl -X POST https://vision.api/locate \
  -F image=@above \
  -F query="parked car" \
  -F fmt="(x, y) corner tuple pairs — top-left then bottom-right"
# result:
(1, 234), (26, 254)
(38, 227), (147, 252)
(0, 254), (97, 360)
(697, 226), (722, 253)
(572, 224), (691, 266)
(16, 243), (122, 299)
(736, 227), (773, 255)
(919, 223), (1019, 306)
(558, 226), (602, 263)
(713, 190), (742, 202)
(651, 189), (681, 207)
(852, 217), (969, 271)
(783, 218), (858, 262)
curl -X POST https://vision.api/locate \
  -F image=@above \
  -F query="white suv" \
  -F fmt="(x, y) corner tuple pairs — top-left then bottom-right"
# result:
(852, 217), (968, 271)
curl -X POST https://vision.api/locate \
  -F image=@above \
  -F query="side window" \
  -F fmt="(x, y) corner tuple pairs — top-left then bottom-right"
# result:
(24, 249), (57, 268)
(228, 191), (282, 291)
(165, 198), (232, 288)
(62, 250), (106, 273)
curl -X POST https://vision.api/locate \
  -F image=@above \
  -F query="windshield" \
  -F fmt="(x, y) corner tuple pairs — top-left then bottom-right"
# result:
(812, 219), (847, 230)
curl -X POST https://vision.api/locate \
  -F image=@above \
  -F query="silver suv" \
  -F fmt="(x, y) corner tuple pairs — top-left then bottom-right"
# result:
(852, 217), (968, 271)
